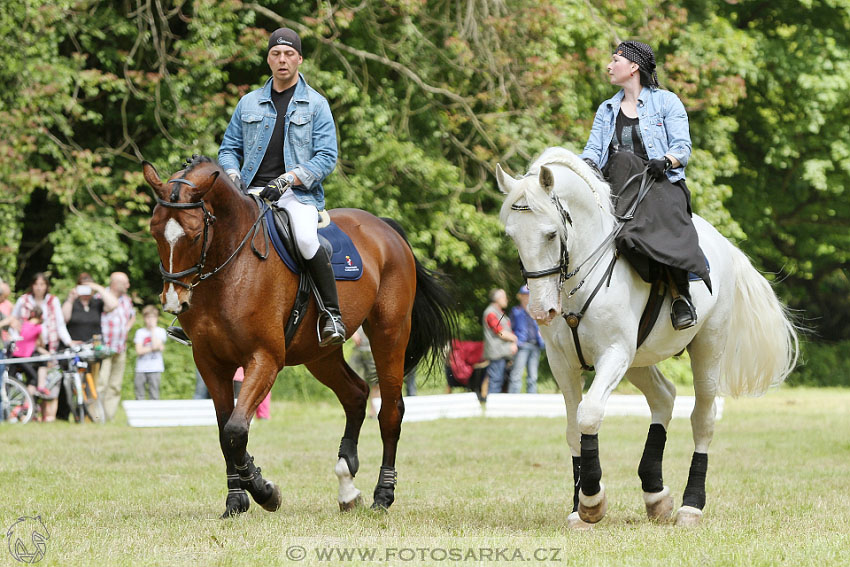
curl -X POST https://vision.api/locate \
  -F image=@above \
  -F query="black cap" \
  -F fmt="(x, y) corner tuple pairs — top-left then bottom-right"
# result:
(267, 28), (302, 56)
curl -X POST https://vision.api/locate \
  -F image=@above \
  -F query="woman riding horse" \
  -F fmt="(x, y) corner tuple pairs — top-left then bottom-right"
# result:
(580, 40), (708, 330)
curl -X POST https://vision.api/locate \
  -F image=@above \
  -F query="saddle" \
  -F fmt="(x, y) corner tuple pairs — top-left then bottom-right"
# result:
(259, 200), (363, 346)
(635, 259), (710, 349)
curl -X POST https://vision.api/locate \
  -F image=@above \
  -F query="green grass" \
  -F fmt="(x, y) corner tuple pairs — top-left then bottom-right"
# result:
(1, 387), (849, 566)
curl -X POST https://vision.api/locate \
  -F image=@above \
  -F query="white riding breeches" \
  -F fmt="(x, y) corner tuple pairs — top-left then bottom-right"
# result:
(275, 189), (320, 259)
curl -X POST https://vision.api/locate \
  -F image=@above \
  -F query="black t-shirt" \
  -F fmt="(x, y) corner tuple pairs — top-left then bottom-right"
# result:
(609, 109), (648, 160)
(66, 297), (105, 341)
(253, 84), (297, 187)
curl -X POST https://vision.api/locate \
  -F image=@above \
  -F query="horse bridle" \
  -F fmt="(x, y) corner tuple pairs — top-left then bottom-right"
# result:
(512, 194), (577, 288)
(156, 177), (269, 290)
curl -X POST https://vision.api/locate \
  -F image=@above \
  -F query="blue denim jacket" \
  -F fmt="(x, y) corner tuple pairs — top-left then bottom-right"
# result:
(579, 87), (691, 183)
(218, 74), (338, 210)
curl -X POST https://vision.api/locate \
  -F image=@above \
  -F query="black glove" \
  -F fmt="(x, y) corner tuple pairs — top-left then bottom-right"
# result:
(647, 157), (672, 180)
(582, 158), (605, 181)
(258, 173), (294, 202)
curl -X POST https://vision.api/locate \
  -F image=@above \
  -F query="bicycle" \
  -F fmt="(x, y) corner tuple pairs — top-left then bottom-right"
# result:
(1, 338), (35, 424)
(1, 365), (34, 424)
(59, 343), (108, 424)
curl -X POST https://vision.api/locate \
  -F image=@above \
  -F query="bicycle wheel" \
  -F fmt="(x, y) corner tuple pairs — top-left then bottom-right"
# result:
(3, 378), (34, 424)
(64, 371), (86, 424)
(82, 372), (106, 424)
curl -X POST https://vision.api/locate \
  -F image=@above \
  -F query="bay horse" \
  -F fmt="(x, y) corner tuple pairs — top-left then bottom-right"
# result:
(497, 147), (798, 527)
(143, 156), (455, 517)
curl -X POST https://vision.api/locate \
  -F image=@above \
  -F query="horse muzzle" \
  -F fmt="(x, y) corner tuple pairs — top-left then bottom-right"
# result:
(161, 283), (192, 314)
(533, 308), (560, 326)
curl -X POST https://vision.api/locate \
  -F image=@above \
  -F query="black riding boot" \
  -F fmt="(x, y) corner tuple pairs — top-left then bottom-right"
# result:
(305, 248), (346, 346)
(670, 270), (697, 331)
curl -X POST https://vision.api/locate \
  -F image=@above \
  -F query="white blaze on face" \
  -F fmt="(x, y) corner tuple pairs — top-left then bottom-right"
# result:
(163, 218), (186, 312)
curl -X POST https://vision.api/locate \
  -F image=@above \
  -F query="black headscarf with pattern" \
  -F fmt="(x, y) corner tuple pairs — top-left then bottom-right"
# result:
(615, 41), (659, 88)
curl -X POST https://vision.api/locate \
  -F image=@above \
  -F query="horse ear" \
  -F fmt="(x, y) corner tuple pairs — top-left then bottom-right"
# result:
(539, 166), (555, 194)
(496, 163), (513, 195)
(142, 161), (168, 199)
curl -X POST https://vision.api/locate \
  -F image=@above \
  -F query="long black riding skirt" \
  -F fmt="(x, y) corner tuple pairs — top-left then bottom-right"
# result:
(603, 151), (711, 292)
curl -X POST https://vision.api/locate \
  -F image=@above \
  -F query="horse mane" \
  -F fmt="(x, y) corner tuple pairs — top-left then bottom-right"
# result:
(183, 155), (216, 174)
(499, 147), (613, 235)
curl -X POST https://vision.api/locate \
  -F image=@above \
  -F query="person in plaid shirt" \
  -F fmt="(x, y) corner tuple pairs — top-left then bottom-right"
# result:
(99, 272), (136, 421)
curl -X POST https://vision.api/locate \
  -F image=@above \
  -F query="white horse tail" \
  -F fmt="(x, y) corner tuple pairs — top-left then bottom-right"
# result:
(719, 247), (799, 397)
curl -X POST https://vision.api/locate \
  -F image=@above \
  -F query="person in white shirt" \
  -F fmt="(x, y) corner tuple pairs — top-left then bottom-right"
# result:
(133, 305), (167, 400)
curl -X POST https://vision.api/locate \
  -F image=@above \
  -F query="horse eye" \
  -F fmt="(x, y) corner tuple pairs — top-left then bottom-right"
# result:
(546, 232), (557, 242)
(192, 234), (201, 243)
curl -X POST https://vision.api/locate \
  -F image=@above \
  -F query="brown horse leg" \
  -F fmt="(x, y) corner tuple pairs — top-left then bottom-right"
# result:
(219, 359), (282, 514)
(305, 353), (370, 511)
(201, 365), (252, 518)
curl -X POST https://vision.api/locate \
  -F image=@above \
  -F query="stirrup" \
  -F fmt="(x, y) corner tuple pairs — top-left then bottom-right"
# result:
(670, 297), (697, 331)
(167, 326), (192, 346)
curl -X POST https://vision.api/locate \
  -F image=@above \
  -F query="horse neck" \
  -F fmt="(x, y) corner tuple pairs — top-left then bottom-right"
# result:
(205, 180), (259, 262)
(553, 168), (616, 254)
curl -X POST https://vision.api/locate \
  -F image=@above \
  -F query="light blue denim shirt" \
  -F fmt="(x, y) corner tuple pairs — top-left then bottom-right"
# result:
(579, 87), (691, 183)
(218, 73), (338, 210)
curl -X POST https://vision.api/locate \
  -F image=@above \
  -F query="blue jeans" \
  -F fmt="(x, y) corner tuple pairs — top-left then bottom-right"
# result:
(507, 345), (541, 393)
(486, 358), (510, 394)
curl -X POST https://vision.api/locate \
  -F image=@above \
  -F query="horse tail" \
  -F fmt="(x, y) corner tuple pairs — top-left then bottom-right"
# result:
(380, 218), (458, 374)
(719, 247), (799, 397)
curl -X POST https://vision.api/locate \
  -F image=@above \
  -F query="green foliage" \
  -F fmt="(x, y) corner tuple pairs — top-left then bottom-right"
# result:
(2, 0), (848, 389)
(789, 340), (850, 388)
(48, 214), (128, 289)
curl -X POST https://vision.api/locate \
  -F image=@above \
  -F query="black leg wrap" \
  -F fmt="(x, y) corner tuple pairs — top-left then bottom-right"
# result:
(222, 473), (250, 518)
(235, 455), (275, 507)
(580, 434), (602, 497)
(571, 456), (581, 513)
(682, 452), (708, 509)
(371, 466), (397, 510)
(338, 437), (359, 477)
(638, 423), (667, 493)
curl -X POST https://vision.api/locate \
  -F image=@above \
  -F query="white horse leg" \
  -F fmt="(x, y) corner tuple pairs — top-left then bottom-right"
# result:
(549, 347), (588, 530)
(335, 457), (363, 511)
(335, 438), (363, 511)
(626, 366), (676, 521)
(576, 352), (630, 524)
(676, 342), (719, 526)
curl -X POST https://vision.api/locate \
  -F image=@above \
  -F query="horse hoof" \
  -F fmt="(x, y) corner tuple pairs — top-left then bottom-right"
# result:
(567, 511), (593, 531)
(339, 494), (363, 512)
(260, 482), (282, 512)
(221, 491), (250, 518)
(675, 505), (703, 527)
(369, 501), (390, 513)
(578, 483), (607, 524)
(644, 486), (673, 522)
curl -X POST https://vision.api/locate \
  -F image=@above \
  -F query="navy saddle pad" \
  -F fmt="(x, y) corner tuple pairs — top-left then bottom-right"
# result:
(688, 255), (710, 282)
(264, 208), (363, 281)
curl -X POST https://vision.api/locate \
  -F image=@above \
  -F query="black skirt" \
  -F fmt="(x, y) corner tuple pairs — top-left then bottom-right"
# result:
(603, 151), (711, 292)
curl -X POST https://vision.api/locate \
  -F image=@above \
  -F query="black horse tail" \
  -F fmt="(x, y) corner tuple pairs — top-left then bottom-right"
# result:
(381, 218), (458, 375)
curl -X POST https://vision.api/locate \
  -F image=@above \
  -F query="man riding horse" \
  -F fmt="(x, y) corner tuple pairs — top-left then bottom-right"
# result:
(172, 27), (344, 346)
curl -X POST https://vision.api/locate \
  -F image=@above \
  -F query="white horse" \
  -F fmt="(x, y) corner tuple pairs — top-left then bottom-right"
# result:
(497, 147), (798, 527)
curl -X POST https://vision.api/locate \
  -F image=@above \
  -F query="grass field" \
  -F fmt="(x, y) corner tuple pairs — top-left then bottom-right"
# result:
(1, 386), (848, 566)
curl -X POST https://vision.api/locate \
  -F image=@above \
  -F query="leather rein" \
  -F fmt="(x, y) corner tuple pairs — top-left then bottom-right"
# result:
(156, 177), (270, 290)
(514, 166), (656, 371)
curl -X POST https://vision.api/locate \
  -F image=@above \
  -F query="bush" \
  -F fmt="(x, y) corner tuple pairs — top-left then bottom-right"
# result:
(788, 339), (850, 387)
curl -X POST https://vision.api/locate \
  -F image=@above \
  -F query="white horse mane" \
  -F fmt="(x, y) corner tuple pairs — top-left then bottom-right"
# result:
(499, 147), (613, 234)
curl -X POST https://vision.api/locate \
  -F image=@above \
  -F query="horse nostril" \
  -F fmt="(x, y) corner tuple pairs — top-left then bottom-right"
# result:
(180, 302), (190, 314)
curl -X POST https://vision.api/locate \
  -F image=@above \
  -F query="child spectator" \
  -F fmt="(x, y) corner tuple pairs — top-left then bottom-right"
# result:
(133, 305), (167, 400)
(10, 307), (51, 398)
